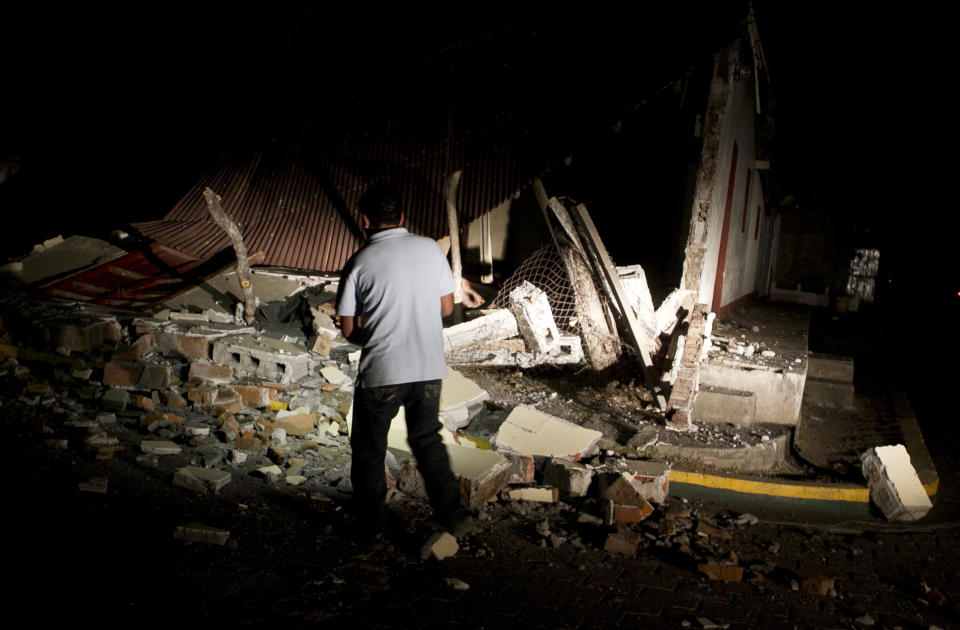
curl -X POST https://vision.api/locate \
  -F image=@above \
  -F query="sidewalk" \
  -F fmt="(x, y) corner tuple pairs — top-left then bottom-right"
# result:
(660, 301), (939, 520)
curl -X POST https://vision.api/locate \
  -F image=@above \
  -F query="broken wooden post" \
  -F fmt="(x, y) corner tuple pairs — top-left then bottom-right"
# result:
(202, 187), (256, 325)
(444, 170), (464, 323)
(542, 198), (620, 370)
(568, 203), (665, 410)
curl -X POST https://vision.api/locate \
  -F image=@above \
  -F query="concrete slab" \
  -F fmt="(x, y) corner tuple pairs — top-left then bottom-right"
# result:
(493, 406), (602, 459)
(439, 368), (489, 431)
(173, 467), (231, 493)
(1, 235), (125, 286)
(636, 429), (789, 473)
(699, 361), (806, 425)
(692, 385), (757, 426)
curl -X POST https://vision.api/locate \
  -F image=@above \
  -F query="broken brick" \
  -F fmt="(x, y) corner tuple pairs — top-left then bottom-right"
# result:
(111, 345), (142, 361)
(102, 361), (143, 387)
(138, 365), (171, 390)
(275, 413), (316, 437)
(140, 412), (184, 431)
(130, 394), (155, 411)
(237, 435), (264, 453)
(505, 453), (536, 485)
(188, 361), (234, 384)
(605, 499), (654, 525)
(800, 576), (835, 596)
(161, 391), (187, 408)
(233, 384), (273, 408)
(543, 458), (594, 497)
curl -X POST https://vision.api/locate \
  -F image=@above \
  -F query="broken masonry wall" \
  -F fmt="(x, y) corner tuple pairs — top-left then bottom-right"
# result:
(685, 40), (770, 315)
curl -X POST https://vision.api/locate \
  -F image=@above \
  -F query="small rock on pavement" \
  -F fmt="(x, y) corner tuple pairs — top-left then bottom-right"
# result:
(78, 477), (108, 493)
(421, 532), (458, 560)
(174, 466), (231, 494)
(734, 513), (759, 525)
(174, 522), (231, 546)
(697, 618), (730, 629)
(854, 613), (875, 626)
(445, 578), (470, 591)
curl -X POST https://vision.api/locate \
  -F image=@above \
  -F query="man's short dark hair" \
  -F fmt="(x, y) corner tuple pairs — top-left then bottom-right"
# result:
(358, 183), (403, 226)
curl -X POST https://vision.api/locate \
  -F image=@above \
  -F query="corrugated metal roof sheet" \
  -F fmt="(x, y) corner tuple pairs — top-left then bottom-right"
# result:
(132, 113), (546, 273)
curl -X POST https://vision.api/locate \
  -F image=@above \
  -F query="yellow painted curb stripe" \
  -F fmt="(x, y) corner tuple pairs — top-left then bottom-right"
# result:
(672, 469), (939, 502)
(671, 469), (870, 502)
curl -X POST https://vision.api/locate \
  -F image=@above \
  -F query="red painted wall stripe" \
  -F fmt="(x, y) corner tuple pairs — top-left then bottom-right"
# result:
(741, 168), (751, 233)
(711, 142), (739, 312)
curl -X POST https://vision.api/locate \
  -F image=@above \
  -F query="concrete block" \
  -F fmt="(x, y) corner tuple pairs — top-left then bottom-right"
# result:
(174, 467), (231, 493)
(100, 388), (129, 411)
(494, 406), (602, 459)
(860, 444), (932, 521)
(102, 361), (143, 387)
(502, 486), (558, 503)
(509, 280), (561, 354)
(804, 377), (854, 408)
(138, 364), (171, 390)
(807, 352), (854, 382)
(543, 458), (594, 497)
(174, 522), (230, 545)
(421, 532), (458, 560)
(604, 526), (641, 557)
(188, 362), (234, 384)
(692, 385), (757, 426)
(212, 336), (311, 384)
(439, 368), (490, 431)
(140, 440), (182, 455)
(256, 465), (283, 483)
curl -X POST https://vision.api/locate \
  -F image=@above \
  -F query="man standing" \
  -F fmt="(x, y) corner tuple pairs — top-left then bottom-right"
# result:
(336, 184), (471, 544)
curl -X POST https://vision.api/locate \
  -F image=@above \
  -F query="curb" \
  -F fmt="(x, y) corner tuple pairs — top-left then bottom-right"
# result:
(667, 391), (939, 515)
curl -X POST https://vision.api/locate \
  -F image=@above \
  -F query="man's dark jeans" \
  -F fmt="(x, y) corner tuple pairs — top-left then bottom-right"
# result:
(350, 379), (466, 535)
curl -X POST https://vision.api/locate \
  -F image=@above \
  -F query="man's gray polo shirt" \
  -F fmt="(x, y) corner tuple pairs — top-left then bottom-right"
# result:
(336, 227), (454, 387)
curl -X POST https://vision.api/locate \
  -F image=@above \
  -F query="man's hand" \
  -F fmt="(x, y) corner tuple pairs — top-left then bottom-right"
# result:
(336, 314), (362, 342)
(441, 293), (454, 318)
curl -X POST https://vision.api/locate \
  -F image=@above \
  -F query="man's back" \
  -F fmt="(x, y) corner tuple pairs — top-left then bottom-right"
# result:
(336, 227), (454, 387)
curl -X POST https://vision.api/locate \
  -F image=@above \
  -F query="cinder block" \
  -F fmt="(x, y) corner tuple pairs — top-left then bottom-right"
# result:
(807, 352), (854, 383)
(212, 336), (311, 384)
(804, 377), (854, 408)
(693, 385), (756, 426)
(860, 444), (932, 521)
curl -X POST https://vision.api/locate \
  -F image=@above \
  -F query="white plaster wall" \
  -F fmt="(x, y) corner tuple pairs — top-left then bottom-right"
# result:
(698, 47), (766, 312)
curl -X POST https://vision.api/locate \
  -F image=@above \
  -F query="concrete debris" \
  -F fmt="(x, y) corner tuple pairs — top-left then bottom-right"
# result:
(443, 309), (519, 354)
(78, 477), (108, 493)
(174, 522), (231, 546)
(174, 466), (231, 494)
(509, 281), (561, 355)
(617, 460), (671, 504)
(860, 444), (932, 521)
(697, 617), (730, 629)
(438, 368), (489, 431)
(45, 438), (69, 449)
(421, 531), (458, 560)
(800, 576), (835, 596)
(320, 365), (351, 387)
(604, 499), (653, 524)
(543, 458), (594, 497)
(256, 465), (284, 483)
(188, 361), (234, 384)
(140, 440), (182, 455)
(505, 453), (536, 485)
(494, 405), (602, 459)
(275, 413), (316, 437)
(99, 388), (128, 413)
(501, 486), (558, 503)
(734, 513), (759, 526)
(212, 335), (312, 384)
(604, 525), (642, 557)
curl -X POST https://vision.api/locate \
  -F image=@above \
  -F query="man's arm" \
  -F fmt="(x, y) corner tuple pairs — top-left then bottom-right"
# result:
(335, 314), (363, 343)
(441, 292), (454, 317)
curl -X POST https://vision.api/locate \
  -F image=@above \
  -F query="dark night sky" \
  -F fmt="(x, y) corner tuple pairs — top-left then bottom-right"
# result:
(1, 3), (951, 300)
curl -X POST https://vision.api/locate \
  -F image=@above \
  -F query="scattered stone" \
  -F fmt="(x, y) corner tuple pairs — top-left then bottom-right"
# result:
(45, 438), (68, 449)
(130, 394), (155, 411)
(141, 412), (183, 432)
(188, 361), (234, 384)
(445, 578), (470, 591)
(102, 361), (143, 386)
(160, 391), (188, 408)
(228, 449), (248, 464)
(504, 453), (536, 485)
(140, 440), (182, 455)
(285, 475), (307, 485)
(96, 412), (116, 424)
(174, 467), (231, 493)
(237, 434), (264, 453)
(696, 520), (732, 540)
(604, 499), (653, 525)
(174, 522), (231, 546)
(734, 513), (759, 526)
(275, 413), (316, 437)
(270, 427), (288, 446)
(543, 458), (594, 497)
(138, 364), (171, 390)
(320, 365), (351, 387)
(421, 532), (458, 560)
(854, 613), (875, 626)
(267, 445), (285, 464)
(137, 453), (160, 467)
(78, 477), (108, 493)
(256, 465), (284, 483)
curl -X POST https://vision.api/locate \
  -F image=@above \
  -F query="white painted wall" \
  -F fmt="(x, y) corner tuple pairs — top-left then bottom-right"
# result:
(697, 45), (767, 312)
